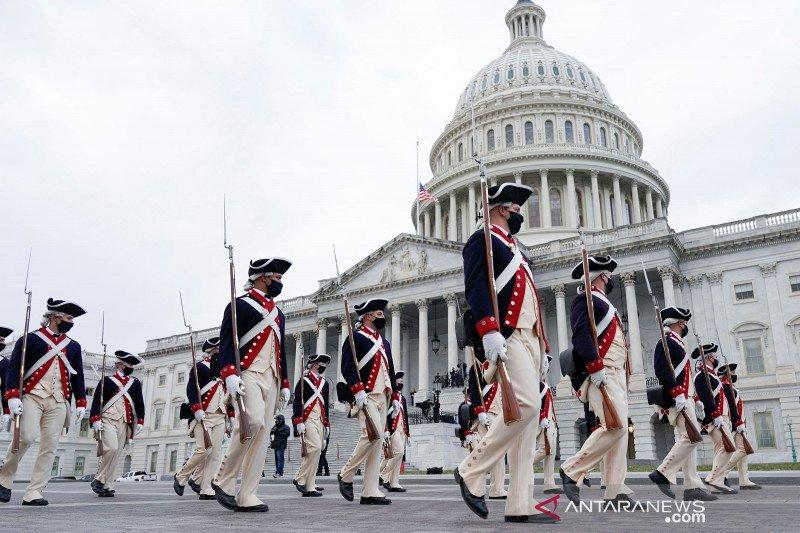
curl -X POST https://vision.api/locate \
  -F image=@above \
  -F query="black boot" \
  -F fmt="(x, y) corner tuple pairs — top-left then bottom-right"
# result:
(453, 469), (487, 519)
(188, 478), (201, 495)
(648, 469), (675, 499)
(360, 496), (392, 505)
(21, 498), (48, 506)
(212, 482), (237, 510)
(560, 468), (580, 504)
(91, 478), (105, 495)
(337, 473), (353, 502)
(293, 479), (307, 494)
(0, 484), (10, 503)
(173, 475), (184, 496)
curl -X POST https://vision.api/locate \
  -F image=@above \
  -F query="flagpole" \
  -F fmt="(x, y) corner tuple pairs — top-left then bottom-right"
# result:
(416, 140), (420, 236)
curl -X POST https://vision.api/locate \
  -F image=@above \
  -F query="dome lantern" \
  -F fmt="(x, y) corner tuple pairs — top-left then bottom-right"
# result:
(505, 0), (546, 46)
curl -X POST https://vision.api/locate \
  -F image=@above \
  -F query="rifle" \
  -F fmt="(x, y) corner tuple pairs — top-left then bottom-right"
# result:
(179, 292), (213, 450)
(640, 261), (703, 444)
(11, 251), (33, 454)
(721, 355), (755, 455)
(96, 312), (107, 457)
(223, 197), (251, 443)
(477, 178), (522, 425)
(299, 351), (308, 458)
(577, 235), (621, 430)
(694, 335), (735, 453)
(332, 244), (380, 442)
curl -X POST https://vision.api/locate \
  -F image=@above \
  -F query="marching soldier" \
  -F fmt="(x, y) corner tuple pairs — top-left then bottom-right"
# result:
(719, 364), (761, 490)
(292, 353), (331, 498)
(454, 183), (556, 524)
(379, 370), (410, 493)
(1, 327), (13, 430)
(0, 299), (87, 506)
(692, 343), (736, 495)
(90, 351), (145, 497)
(175, 337), (232, 500)
(533, 354), (559, 494)
(338, 298), (401, 506)
(213, 258), (292, 512)
(647, 307), (716, 502)
(560, 255), (633, 505)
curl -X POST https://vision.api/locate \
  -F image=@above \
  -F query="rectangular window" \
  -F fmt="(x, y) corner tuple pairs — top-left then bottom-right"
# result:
(79, 418), (90, 437)
(158, 375), (166, 387)
(149, 451), (158, 473)
(754, 412), (776, 448)
(173, 406), (181, 429)
(734, 282), (755, 301)
(51, 456), (60, 477)
(74, 456), (85, 477)
(177, 372), (185, 384)
(790, 274), (800, 293)
(742, 338), (765, 374)
(154, 407), (164, 430)
(169, 450), (178, 472)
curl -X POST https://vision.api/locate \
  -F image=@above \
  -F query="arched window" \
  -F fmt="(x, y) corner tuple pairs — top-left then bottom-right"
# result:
(458, 142), (464, 162)
(505, 124), (514, 147)
(529, 189), (541, 227)
(552, 64), (560, 76)
(481, 75), (487, 90)
(447, 151), (452, 166)
(624, 199), (632, 225)
(537, 63), (545, 76)
(600, 127), (607, 147)
(522, 63), (530, 77)
(456, 208), (463, 242)
(550, 188), (563, 226)
(544, 120), (554, 143)
(583, 123), (591, 144)
(565, 120), (574, 143)
(579, 70), (587, 83)
(507, 65), (514, 80)
(493, 70), (500, 85)
(487, 129), (495, 151)
(470, 81), (476, 99)
(566, 65), (574, 79)
(614, 133), (620, 149)
(524, 121), (534, 144)
(575, 189), (585, 227)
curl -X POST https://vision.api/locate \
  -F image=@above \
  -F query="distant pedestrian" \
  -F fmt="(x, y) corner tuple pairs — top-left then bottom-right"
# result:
(270, 414), (290, 478)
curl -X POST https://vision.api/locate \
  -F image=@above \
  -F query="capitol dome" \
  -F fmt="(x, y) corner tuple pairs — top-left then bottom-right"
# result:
(414, 0), (670, 247)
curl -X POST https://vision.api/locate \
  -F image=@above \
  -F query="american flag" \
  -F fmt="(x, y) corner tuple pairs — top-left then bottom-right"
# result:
(417, 182), (438, 204)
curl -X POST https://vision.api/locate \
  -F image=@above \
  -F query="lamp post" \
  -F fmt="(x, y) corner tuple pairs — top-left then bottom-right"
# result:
(789, 421), (797, 463)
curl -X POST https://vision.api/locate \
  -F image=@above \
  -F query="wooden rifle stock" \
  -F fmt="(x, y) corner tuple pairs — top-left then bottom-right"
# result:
(383, 438), (393, 460)
(300, 434), (308, 458)
(544, 432), (551, 456)
(580, 247), (622, 430)
(478, 178), (521, 425)
(742, 433), (755, 455)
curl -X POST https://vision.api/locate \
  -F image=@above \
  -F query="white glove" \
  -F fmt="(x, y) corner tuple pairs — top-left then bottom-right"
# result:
(590, 369), (606, 387)
(482, 331), (507, 364)
(225, 375), (245, 398)
(464, 433), (478, 447)
(75, 406), (86, 420)
(736, 425), (746, 434)
(695, 401), (705, 420)
(8, 397), (22, 416)
(0, 413), (9, 428)
(384, 431), (391, 442)
(674, 394), (687, 412)
(540, 418), (551, 429)
(477, 411), (490, 427)
(713, 415), (725, 428)
(194, 410), (206, 421)
(354, 390), (367, 408)
(92, 420), (103, 432)
(297, 423), (306, 435)
(279, 387), (290, 409)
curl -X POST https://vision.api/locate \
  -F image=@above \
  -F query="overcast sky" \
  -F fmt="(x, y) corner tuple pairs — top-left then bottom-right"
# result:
(1, 0), (798, 353)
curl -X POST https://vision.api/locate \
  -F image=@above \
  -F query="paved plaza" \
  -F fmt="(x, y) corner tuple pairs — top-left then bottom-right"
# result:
(1, 475), (798, 532)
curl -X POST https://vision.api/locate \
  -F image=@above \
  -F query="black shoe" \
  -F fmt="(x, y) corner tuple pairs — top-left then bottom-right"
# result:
(173, 475), (184, 497)
(199, 494), (216, 500)
(543, 488), (564, 494)
(683, 488), (718, 501)
(724, 477), (730, 488)
(528, 514), (560, 524)
(0, 484), (10, 503)
(337, 473), (354, 502)
(740, 484), (761, 490)
(583, 477), (591, 487)
(293, 479), (307, 494)
(707, 482), (737, 495)
(488, 494), (507, 499)
(302, 491), (323, 497)
(453, 469), (488, 519)
(604, 494), (635, 509)
(387, 487), (407, 493)
(560, 468), (580, 505)
(379, 477), (387, 489)
(98, 490), (115, 498)
(360, 496), (391, 505)
(235, 503), (269, 512)
(600, 485), (606, 490)
(212, 482), (237, 510)
(21, 498), (48, 506)
(91, 478), (104, 495)
(505, 515), (528, 523)
(648, 470), (675, 499)
(188, 478), (201, 495)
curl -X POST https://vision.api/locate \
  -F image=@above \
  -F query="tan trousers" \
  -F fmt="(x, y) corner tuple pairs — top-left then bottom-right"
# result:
(95, 416), (129, 489)
(379, 429), (406, 489)
(705, 426), (733, 487)
(561, 366), (631, 499)
(474, 413), (507, 497)
(657, 412), (700, 486)
(532, 421), (558, 490)
(294, 410), (323, 491)
(458, 328), (541, 517)
(340, 391), (388, 498)
(0, 395), (67, 501)
(214, 369), (279, 507)
(177, 413), (226, 495)
(721, 433), (755, 485)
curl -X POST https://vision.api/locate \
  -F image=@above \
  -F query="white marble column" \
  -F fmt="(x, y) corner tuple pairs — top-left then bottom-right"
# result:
(603, 186), (613, 229)
(590, 170), (602, 229)
(315, 318), (328, 354)
(645, 188), (655, 220)
(760, 263), (791, 369)
(552, 284), (568, 356)
(621, 272), (644, 374)
(468, 184), (476, 232)
(445, 293), (459, 373)
(293, 332), (304, 385)
(565, 169), (576, 229)
(658, 266), (676, 307)
(389, 303), (402, 368)
(540, 169), (551, 228)
(434, 201), (442, 239)
(448, 192), (457, 241)
(416, 298), (429, 400)
(612, 175), (623, 227)
(460, 197), (469, 242)
(423, 210), (431, 237)
(631, 182), (641, 224)
(655, 198), (664, 218)
(514, 172), (529, 229)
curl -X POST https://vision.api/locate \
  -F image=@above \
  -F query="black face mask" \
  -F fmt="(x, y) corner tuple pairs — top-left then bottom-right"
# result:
(56, 320), (74, 334)
(372, 316), (386, 330)
(507, 212), (524, 235)
(123, 367), (134, 376)
(318, 365), (327, 374)
(604, 278), (615, 295)
(680, 325), (689, 338)
(397, 382), (404, 391)
(711, 359), (719, 369)
(266, 280), (283, 298)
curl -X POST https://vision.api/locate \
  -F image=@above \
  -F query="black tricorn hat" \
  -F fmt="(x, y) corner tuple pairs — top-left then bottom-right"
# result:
(307, 353), (331, 366)
(0, 326), (12, 338)
(691, 343), (719, 359)
(115, 350), (142, 366)
(486, 183), (534, 207)
(570, 255), (618, 280)
(354, 298), (388, 317)
(718, 363), (738, 375)
(395, 370), (405, 379)
(202, 337), (220, 353)
(661, 307), (692, 324)
(248, 257), (292, 278)
(46, 298), (86, 318)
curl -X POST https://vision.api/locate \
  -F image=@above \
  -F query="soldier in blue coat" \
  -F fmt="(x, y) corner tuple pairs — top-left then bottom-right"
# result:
(0, 326), (13, 430)
(0, 298), (87, 506)
(213, 258), (292, 512)
(454, 183), (554, 524)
